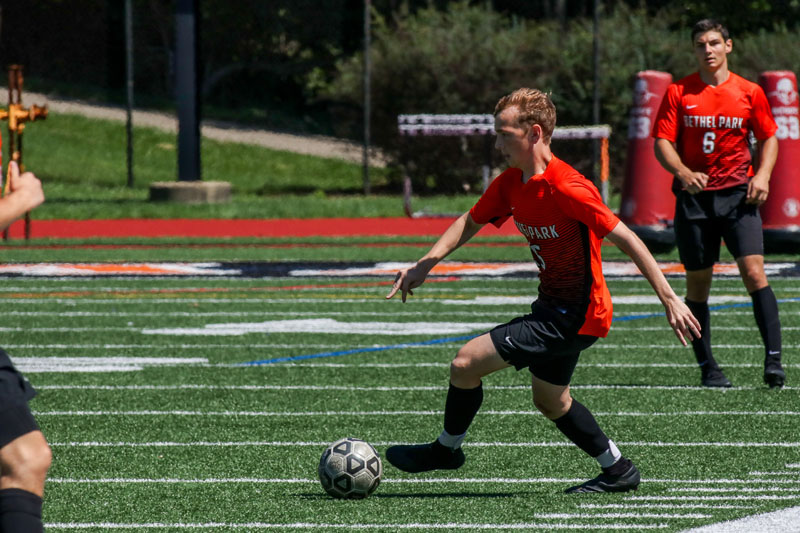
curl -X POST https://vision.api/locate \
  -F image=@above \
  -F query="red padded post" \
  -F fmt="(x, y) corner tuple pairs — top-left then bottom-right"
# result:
(619, 71), (675, 252)
(758, 71), (800, 252)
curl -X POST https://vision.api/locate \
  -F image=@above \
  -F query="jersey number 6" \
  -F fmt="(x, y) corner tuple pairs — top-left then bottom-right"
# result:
(702, 131), (716, 154)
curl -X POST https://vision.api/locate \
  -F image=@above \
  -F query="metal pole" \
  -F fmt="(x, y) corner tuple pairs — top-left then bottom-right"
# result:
(176, 0), (201, 181)
(362, 0), (371, 194)
(125, 0), (135, 187)
(592, 0), (606, 202)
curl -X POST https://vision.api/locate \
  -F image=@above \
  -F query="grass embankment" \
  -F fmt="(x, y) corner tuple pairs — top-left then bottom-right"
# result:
(11, 112), (481, 219)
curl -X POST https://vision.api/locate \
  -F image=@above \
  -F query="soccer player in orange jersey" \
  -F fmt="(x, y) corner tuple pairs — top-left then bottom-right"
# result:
(653, 19), (784, 389)
(0, 161), (50, 532)
(385, 88), (701, 493)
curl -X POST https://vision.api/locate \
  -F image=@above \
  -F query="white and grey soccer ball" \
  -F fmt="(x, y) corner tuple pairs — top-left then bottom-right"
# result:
(318, 437), (382, 499)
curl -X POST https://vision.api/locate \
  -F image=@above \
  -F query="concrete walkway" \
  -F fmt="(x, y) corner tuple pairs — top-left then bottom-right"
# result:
(0, 90), (386, 166)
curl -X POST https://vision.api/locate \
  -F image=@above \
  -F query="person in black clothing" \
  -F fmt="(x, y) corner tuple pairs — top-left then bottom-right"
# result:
(0, 161), (50, 532)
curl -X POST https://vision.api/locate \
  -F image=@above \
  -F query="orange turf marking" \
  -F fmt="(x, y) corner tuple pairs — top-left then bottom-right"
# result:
(68, 264), (181, 274)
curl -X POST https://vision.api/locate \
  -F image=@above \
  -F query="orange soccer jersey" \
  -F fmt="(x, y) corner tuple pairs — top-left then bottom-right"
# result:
(469, 156), (620, 338)
(653, 72), (777, 191)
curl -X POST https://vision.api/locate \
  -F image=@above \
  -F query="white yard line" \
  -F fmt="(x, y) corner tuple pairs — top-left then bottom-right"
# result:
(534, 512), (710, 519)
(670, 487), (799, 493)
(43, 521), (670, 530)
(31, 409), (800, 417)
(2, 296), (797, 305)
(44, 477), (800, 486)
(0, 284), (787, 293)
(33, 384), (799, 392)
(11, 342), (794, 349)
(207, 362), (796, 369)
(579, 504), (756, 510)
(748, 471), (800, 476)
(5, 324), (798, 332)
(628, 495), (800, 501)
(680, 505), (800, 533)
(46, 440), (800, 449)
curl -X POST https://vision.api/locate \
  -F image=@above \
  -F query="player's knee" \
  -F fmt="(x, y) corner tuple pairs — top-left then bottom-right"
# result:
(449, 353), (474, 381)
(741, 269), (767, 292)
(2, 437), (52, 486)
(533, 394), (569, 420)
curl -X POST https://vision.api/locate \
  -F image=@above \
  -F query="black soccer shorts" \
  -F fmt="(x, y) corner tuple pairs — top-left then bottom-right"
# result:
(488, 299), (598, 386)
(0, 350), (40, 448)
(674, 184), (764, 271)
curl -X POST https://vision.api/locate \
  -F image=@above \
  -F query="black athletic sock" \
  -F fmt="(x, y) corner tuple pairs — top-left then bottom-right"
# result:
(553, 399), (610, 458)
(443, 382), (483, 437)
(685, 299), (718, 371)
(603, 457), (633, 476)
(0, 488), (43, 533)
(750, 286), (782, 360)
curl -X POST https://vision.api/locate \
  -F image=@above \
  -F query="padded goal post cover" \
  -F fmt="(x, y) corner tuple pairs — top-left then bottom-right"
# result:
(619, 70), (674, 228)
(758, 71), (800, 230)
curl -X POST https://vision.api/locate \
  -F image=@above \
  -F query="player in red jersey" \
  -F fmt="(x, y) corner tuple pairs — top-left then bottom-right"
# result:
(385, 88), (700, 493)
(653, 19), (784, 389)
(0, 161), (50, 532)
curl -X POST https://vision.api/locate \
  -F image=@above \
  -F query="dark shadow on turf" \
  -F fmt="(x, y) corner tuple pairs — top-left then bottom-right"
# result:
(299, 492), (517, 500)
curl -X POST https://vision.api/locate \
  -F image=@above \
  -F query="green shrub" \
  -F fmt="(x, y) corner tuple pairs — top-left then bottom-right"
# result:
(323, 1), (540, 193)
(324, 3), (800, 194)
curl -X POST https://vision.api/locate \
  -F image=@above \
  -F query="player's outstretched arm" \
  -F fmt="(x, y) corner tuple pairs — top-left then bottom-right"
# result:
(0, 161), (45, 231)
(606, 221), (701, 346)
(386, 212), (484, 302)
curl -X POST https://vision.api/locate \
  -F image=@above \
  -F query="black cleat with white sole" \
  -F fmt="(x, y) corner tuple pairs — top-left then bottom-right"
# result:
(386, 440), (465, 473)
(564, 458), (641, 494)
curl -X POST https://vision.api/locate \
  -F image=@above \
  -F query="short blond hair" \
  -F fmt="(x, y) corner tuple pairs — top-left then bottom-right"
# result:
(494, 88), (556, 143)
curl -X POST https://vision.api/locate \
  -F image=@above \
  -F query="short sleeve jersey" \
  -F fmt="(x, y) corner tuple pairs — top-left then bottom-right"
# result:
(469, 156), (620, 338)
(652, 72), (777, 190)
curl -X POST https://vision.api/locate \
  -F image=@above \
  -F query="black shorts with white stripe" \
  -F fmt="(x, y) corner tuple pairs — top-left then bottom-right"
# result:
(489, 299), (597, 386)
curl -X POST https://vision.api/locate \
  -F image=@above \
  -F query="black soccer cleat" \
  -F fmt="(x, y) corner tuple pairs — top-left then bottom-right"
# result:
(564, 458), (641, 494)
(764, 360), (786, 389)
(385, 440), (465, 473)
(701, 367), (732, 388)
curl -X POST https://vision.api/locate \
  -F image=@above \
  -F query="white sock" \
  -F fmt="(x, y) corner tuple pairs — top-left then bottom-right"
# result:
(594, 439), (622, 468)
(437, 430), (466, 450)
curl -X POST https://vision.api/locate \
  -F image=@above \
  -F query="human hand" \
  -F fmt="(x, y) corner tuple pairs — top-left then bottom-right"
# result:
(678, 171), (709, 195)
(7, 161), (44, 211)
(663, 295), (701, 346)
(385, 265), (428, 303)
(746, 174), (770, 205)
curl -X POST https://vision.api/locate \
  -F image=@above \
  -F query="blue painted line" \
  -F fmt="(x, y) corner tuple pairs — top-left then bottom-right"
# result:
(239, 335), (477, 366)
(239, 296), (800, 366)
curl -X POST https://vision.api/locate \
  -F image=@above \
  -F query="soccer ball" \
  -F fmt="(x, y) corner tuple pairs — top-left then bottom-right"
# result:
(318, 437), (382, 499)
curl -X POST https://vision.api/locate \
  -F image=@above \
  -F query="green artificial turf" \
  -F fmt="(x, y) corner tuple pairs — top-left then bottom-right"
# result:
(0, 272), (794, 531)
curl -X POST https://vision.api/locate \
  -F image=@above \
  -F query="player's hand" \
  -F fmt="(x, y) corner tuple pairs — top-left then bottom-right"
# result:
(746, 174), (769, 205)
(385, 265), (427, 303)
(663, 295), (702, 346)
(679, 171), (709, 195)
(7, 161), (45, 211)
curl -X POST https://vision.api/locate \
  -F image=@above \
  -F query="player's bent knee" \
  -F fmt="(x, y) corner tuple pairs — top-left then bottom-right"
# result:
(449, 355), (475, 381)
(533, 395), (570, 420)
(1, 433), (52, 486)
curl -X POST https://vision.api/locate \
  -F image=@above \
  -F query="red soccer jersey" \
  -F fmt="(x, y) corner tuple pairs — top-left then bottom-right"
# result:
(652, 72), (777, 190)
(469, 156), (620, 337)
